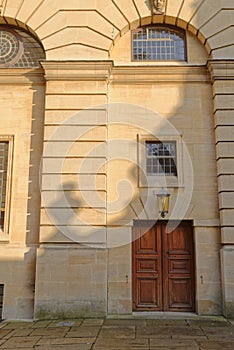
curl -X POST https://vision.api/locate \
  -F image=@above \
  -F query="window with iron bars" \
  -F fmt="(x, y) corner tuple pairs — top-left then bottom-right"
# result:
(132, 26), (186, 61)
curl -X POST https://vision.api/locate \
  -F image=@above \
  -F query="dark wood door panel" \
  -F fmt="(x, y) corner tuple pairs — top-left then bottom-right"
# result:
(137, 277), (161, 310)
(132, 223), (162, 311)
(132, 221), (195, 312)
(168, 257), (191, 274)
(136, 258), (158, 273)
(168, 278), (195, 310)
(163, 222), (195, 311)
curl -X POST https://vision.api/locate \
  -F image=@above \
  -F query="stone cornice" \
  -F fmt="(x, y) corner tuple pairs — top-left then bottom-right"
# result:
(207, 60), (234, 82)
(41, 61), (114, 81)
(110, 65), (210, 84)
(0, 63), (211, 85)
(0, 68), (45, 85)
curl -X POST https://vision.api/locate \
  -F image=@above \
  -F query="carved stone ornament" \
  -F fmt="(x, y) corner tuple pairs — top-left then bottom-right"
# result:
(149, 0), (167, 14)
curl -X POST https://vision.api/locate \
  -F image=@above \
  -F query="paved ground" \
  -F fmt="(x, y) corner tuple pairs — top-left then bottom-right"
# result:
(0, 315), (234, 349)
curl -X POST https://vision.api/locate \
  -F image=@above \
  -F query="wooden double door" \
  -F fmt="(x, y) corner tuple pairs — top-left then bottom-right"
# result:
(132, 221), (195, 312)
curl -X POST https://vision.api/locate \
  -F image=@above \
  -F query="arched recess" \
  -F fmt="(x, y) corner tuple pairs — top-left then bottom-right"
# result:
(0, 16), (45, 67)
(110, 14), (211, 58)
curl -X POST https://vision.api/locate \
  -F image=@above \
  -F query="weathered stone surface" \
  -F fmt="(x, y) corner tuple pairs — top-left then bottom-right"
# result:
(187, 318), (231, 328)
(66, 326), (101, 338)
(137, 326), (204, 338)
(3, 329), (34, 339)
(150, 338), (199, 349)
(36, 345), (92, 350)
(0, 317), (233, 349)
(37, 337), (95, 346)
(99, 325), (135, 339)
(30, 327), (69, 338)
(0, 336), (40, 348)
(104, 319), (146, 326)
(198, 340), (234, 349)
(0, 330), (12, 340)
(200, 326), (234, 338)
(93, 337), (148, 350)
(146, 319), (188, 327)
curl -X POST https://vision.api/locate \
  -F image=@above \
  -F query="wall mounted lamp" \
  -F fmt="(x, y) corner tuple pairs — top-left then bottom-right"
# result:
(156, 188), (170, 218)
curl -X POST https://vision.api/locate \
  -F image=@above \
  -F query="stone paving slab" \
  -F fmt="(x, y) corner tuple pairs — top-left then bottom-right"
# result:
(93, 338), (149, 349)
(30, 327), (70, 338)
(146, 319), (188, 327)
(150, 338), (199, 348)
(31, 321), (53, 328)
(201, 326), (234, 338)
(150, 345), (197, 350)
(48, 320), (82, 327)
(104, 318), (146, 326)
(0, 316), (233, 349)
(137, 325), (205, 338)
(99, 325), (135, 339)
(187, 319), (231, 327)
(1, 322), (34, 330)
(3, 329), (34, 339)
(65, 326), (101, 337)
(0, 336), (41, 348)
(0, 330), (12, 340)
(35, 345), (91, 350)
(82, 319), (103, 326)
(197, 340), (234, 349)
(37, 337), (95, 345)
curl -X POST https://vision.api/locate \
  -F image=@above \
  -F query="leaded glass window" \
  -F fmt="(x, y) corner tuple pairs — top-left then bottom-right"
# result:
(0, 26), (45, 68)
(132, 26), (186, 61)
(146, 141), (177, 175)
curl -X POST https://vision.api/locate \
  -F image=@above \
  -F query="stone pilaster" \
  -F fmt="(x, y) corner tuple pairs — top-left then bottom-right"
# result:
(34, 61), (113, 319)
(208, 60), (234, 317)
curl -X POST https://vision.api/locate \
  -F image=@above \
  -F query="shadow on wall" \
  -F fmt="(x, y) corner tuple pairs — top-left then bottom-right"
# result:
(33, 77), (222, 318)
(0, 70), (45, 320)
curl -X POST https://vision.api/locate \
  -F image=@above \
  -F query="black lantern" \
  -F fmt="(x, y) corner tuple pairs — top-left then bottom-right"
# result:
(156, 188), (170, 218)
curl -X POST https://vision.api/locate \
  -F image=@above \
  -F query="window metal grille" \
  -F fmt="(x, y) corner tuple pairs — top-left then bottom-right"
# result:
(0, 142), (8, 230)
(146, 141), (177, 175)
(0, 30), (20, 65)
(132, 26), (186, 61)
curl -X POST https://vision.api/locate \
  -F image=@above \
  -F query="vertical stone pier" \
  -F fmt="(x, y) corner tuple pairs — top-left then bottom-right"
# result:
(208, 60), (234, 318)
(34, 62), (113, 318)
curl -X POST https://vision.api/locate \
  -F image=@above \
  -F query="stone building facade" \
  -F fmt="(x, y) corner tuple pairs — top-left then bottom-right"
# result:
(0, 0), (233, 319)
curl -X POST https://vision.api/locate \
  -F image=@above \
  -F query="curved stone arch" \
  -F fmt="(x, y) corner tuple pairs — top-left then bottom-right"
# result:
(0, 1), (232, 60)
(0, 15), (45, 67)
(0, 15), (42, 44)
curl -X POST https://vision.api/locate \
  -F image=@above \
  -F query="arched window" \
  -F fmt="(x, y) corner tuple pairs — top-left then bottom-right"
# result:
(0, 26), (45, 68)
(132, 26), (186, 61)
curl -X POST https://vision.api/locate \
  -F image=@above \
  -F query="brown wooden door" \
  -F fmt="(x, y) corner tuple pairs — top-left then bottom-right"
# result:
(132, 221), (195, 312)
